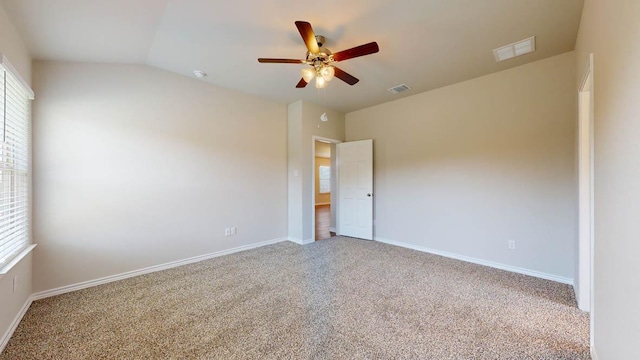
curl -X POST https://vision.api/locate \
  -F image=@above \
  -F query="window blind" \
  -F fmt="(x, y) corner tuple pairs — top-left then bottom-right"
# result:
(0, 55), (33, 269)
(319, 165), (331, 193)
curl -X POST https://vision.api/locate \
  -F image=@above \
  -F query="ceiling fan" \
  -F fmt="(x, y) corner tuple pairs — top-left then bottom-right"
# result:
(258, 21), (379, 89)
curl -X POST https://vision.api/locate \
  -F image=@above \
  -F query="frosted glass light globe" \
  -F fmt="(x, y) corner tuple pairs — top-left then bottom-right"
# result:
(321, 66), (335, 81)
(315, 76), (327, 88)
(301, 68), (315, 82)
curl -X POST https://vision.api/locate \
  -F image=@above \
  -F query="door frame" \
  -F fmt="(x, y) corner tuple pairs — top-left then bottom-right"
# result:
(311, 136), (342, 241)
(578, 53), (594, 349)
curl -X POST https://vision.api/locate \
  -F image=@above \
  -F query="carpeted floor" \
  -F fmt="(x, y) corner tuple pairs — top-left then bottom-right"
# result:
(1, 238), (590, 359)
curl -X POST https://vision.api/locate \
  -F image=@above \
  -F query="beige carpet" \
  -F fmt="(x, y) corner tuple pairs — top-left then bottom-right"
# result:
(1, 238), (590, 359)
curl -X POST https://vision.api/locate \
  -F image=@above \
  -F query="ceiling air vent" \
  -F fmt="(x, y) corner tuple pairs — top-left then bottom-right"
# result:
(388, 84), (411, 94)
(493, 36), (536, 62)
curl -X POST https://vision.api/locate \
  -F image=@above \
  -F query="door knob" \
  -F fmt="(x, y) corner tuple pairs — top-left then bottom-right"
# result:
(367, 193), (372, 197)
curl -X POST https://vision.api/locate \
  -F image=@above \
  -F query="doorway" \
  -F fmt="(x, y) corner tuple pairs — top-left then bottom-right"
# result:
(313, 138), (338, 240)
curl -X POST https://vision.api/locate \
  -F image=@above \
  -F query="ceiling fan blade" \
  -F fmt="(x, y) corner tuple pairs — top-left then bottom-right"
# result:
(295, 21), (320, 54)
(258, 58), (304, 64)
(332, 42), (379, 62)
(334, 67), (359, 85)
(296, 78), (308, 88)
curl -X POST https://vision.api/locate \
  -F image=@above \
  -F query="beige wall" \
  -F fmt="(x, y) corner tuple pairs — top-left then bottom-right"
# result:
(0, 6), (30, 82)
(287, 100), (344, 243)
(315, 141), (331, 158)
(0, 2), (33, 349)
(32, 61), (288, 292)
(315, 157), (331, 205)
(575, 0), (640, 357)
(346, 52), (577, 280)
(287, 101), (303, 241)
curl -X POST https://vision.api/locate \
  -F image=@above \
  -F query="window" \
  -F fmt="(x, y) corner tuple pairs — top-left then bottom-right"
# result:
(319, 165), (331, 193)
(0, 55), (34, 270)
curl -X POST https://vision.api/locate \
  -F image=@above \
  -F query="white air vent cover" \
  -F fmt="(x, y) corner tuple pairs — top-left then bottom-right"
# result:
(388, 84), (411, 94)
(493, 36), (536, 62)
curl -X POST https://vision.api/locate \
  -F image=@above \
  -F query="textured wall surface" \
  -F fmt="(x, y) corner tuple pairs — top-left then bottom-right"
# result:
(32, 62), (287, 292)
(575, 0), (640, 357)
(346, 52), (577, 280)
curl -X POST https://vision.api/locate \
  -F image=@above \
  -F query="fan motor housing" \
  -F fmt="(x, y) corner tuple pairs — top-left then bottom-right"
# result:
(306, 35), (333, 64)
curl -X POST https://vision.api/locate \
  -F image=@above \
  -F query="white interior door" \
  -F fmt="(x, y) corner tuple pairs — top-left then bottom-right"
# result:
(337, 139), (373, 240)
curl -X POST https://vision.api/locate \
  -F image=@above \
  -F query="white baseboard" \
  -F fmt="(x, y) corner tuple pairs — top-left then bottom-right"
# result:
(32, 237), (288, 301)
(0, 295), (33, 354)
(288, 237), (303, 245)
(288, 238), (314, 245)
(375, 237), (573, 285)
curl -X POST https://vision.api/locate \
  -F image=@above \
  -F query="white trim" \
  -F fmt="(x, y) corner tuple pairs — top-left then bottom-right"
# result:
(315, 202), (331, 206)
(588, 53), (596, 350)
(288, 237), (303, 245)
(0, 294), (33, 354)
(0, 245), (37, 278)
(591, 346), (599, 360)
(577, 52), (595, 350)
(311, 136), (341, 247)
(329, 227), (336, 233)
(32, 238), (288, 301)
(288, 238), (314, 245)
(375, 237), (573, 285)
(313, 136), (342, 143)
(576, 52), (595, 311)
(0, 54), (34, 99)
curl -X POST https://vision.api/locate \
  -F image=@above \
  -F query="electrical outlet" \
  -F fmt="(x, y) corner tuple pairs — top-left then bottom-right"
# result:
(230, 227), (236, 235)
(13, 276), (18, 293)
(224, 228), (231, 236)
(508, 240), (516, 250)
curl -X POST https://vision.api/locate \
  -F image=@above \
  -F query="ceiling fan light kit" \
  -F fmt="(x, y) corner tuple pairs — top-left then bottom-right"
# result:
(301, 67), (315, 82)
(315, 76), (327, 89)
(258, 21), (379, 89)
(301, 63), (336, 88)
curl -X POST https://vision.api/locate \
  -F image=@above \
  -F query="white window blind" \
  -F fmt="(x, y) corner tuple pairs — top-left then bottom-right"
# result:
(0, 55), (33, 269)
(319, 166), (330, 193)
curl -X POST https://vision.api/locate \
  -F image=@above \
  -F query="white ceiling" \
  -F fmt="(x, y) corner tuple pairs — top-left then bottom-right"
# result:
(2, 0), (584, 113)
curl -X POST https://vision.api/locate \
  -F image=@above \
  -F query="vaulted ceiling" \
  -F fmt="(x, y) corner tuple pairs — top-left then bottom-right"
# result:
(2, 0), (584, 112)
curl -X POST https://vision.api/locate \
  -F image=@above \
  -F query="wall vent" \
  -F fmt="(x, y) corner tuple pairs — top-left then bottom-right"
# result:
(388, 84), (411, 94)
(493, 36), (536, 62)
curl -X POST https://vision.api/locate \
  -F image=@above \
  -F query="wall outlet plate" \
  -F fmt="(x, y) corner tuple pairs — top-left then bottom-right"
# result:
(508, 240), (516, 250)
(224, 228), (231, 236)
(230, 227), (236, 235)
